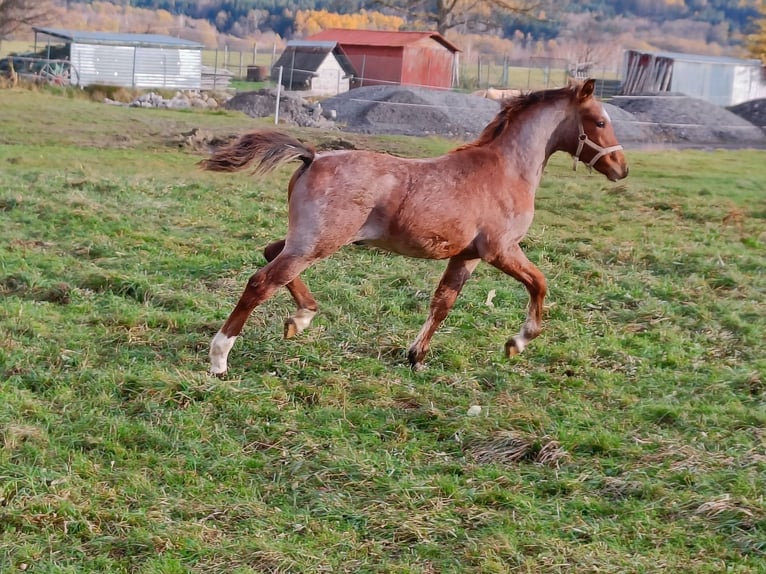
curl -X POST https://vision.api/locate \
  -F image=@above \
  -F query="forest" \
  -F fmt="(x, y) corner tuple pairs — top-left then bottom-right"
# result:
(63, 0), (762, 41)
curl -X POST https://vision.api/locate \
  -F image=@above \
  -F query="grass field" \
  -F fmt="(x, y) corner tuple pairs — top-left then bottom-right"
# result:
(1, 86), (765, 573)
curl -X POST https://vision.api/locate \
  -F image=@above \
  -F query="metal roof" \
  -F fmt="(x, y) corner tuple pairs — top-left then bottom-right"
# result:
(306, 29), (460, 53)
(287, 40), (339, 49)
(33, 27), (203, 49)
(625, 49), (761, 67)
(273, 41), (357, 84)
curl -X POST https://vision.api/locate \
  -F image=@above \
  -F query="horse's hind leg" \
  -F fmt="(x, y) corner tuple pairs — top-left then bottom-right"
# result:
(209, 252), (315, 376)
(263, 240), (318, 338)
(486, 244), (547, 356)
(408, 256), (480, 370)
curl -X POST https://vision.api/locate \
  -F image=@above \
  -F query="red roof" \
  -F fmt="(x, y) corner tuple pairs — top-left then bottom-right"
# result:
(306, 29), (460, 53)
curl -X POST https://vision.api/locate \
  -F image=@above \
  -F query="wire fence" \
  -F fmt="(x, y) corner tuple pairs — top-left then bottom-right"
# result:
(203, 45), (622, 92)
(2, 38), (620, 92)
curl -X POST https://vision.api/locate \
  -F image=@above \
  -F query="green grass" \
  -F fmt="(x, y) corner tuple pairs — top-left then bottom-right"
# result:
(1, 86), (765, 573)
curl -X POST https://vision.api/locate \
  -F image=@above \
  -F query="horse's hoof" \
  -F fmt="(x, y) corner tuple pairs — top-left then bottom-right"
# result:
(505, 338), (525, 357)
(411, 361), (426, 372)
(284, 319), (298, 339)
(407, 348), (426, 371)
(209, 368), (227, 379)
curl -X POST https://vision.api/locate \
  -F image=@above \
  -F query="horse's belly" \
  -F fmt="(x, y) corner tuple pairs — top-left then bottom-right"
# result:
(359, 237), (457, 259)
(354, 223), (473, 259)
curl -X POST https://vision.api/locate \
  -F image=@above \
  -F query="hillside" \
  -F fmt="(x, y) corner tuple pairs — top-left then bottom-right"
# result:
(86, 0), (761, 50)
(5, 0), (763, 68)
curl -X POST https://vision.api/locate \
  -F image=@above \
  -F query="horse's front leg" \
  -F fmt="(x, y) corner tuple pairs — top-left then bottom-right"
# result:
(408, 256), (480, 370)
(486, 244), (547, 356)
(263, 240), (318, 338)
(209, 252), (314, 376)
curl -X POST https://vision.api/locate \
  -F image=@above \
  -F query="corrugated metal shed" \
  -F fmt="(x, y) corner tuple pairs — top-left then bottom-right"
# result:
(306, 29), (459, 89)
(272, 41), (356, 95)
(622, 49), (766, 106)
(33, 27), (203, 89)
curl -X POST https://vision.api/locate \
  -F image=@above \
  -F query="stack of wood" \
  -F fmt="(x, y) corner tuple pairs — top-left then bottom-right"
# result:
(201, 65), (234, 91)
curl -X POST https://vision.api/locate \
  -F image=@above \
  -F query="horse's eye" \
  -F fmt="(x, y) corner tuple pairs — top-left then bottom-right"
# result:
(596, 120), (606, 128)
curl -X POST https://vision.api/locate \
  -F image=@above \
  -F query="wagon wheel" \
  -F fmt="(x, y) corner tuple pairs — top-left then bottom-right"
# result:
(38, 61), (74, 86)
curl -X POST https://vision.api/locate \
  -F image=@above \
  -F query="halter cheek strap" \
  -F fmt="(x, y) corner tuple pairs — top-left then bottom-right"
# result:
(573, 121), (624, 171)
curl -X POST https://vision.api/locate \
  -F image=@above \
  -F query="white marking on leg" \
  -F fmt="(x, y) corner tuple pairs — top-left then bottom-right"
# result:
(290, 308), (316, 333)
(512, 334), (526, 354)
(209, 331), (237, 375)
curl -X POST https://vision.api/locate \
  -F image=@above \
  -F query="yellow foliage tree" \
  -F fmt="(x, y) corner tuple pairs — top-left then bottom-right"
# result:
(372, 0), (541, 35)
(747, 1), (766, 62)
(294, 9), (405, 38)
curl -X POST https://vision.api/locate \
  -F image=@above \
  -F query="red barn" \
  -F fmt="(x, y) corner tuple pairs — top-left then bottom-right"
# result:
(305, 29), (459, 89)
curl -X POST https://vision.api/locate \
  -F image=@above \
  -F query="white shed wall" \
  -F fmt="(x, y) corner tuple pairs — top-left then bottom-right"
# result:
(70, 43), (201, 89)
(671, 61), (734, 106)
(134, 47), (201, 89)
(71, 44), (134, 86)
(309, 54), (350, 95)
(732, 65), (766, 105)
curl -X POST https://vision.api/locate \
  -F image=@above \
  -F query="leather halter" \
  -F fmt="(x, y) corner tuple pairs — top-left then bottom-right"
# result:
(572, 120), (624, 171)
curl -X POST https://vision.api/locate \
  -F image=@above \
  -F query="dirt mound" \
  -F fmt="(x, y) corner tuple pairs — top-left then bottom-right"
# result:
(321, 85), (500, 140)
(222, 85), (766, 149)
(225, 88), (332, 128)
(323, 85), (658, 146)
(611, 93), (766, 146)
(727, 99), (766, 132)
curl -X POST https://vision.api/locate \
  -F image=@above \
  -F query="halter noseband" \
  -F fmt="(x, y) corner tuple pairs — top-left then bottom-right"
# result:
(572, 120), (623, 171)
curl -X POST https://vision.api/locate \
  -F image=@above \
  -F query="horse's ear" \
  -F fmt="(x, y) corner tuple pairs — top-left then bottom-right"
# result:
(579, 78), (596, 101)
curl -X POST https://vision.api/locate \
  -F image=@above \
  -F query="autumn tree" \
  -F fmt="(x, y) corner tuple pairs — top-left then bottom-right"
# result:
(371, 0), (558, 36)
(747, 1), (766, 63)
(0, 0), (49, 38)
(294, 9), (404, 37)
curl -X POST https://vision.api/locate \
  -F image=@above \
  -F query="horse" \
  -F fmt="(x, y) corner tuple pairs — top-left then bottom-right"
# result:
(199, 78), (628, 376)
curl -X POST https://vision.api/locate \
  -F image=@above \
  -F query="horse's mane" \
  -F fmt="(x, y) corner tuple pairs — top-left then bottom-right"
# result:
(456, 84), (576, 151)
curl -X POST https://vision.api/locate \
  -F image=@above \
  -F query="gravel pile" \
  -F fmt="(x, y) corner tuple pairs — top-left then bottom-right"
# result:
(727, 98), (766, 132)
(225, 85), (766, 149)
(321, 85), (500, 140)
(225, 88), (333, 128)
(603, 104), (658, 146)
(610, 92), (766, 147)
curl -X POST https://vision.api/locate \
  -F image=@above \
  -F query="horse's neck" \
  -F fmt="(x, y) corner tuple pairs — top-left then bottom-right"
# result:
(492, 101), (570, 186)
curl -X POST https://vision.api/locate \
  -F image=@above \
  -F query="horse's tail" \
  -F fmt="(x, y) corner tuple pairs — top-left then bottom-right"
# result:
(198, 131), (315, 175)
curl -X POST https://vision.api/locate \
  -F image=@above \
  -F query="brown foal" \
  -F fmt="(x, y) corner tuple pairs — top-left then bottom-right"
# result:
(200, 78), (628, 375)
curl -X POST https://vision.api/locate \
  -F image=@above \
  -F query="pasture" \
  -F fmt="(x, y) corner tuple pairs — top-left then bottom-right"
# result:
(1, 88), (765, 573)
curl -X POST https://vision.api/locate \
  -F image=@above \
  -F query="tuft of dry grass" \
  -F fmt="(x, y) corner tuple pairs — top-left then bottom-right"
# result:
(466, 430), (570, 467)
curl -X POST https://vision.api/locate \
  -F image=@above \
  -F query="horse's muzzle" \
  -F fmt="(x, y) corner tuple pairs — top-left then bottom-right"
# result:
(607, 164), (629, 181)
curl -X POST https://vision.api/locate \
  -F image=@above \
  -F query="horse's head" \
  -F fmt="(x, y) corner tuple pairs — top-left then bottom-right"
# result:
(569, 78), (629, 181)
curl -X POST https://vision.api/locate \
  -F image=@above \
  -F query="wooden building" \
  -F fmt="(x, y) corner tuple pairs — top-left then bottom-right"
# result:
(305, 29), (459, 89)
(271, 40), (356, 95)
